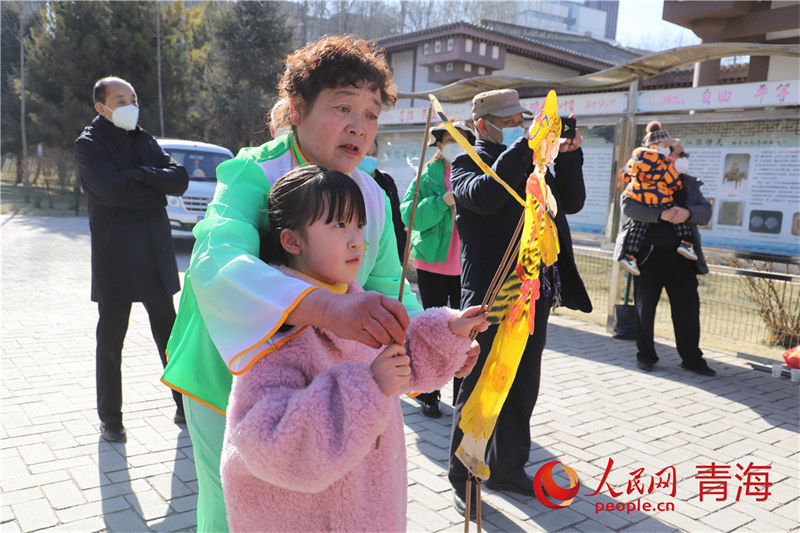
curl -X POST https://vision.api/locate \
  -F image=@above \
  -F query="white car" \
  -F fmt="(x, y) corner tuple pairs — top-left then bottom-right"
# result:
(156, 139), (234, 238)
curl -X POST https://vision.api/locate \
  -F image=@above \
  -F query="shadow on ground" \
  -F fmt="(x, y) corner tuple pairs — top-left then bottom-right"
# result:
(98, 427), (195, 531)
(547, 322), (798, 431)
(405, 417), (680, 533)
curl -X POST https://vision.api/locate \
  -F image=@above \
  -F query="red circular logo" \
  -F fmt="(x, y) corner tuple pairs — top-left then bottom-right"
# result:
(533, 461), (581, 509)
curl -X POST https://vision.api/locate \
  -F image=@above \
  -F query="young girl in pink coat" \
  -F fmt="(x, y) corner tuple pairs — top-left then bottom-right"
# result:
(221, 166), (488, 532)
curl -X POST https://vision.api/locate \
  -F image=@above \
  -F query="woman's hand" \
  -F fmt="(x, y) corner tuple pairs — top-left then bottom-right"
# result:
(292, 290), (410, 348)
(669, 206), (691, 223)
(659, 206), (691, 224)
(448, 305), (489, 337)
(371, 343), (411, 397)
(659, 207), (678, 222)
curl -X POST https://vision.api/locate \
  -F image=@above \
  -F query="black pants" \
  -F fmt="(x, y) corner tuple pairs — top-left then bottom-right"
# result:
(416, 269), (462, 401)
(448, 295), (551, 489)
(634, 245), (704, 367)
(96, 298), (183, 427)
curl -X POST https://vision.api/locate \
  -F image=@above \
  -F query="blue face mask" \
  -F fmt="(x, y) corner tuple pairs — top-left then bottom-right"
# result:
(487, 121), (526, 146)
(502, 126), (526, 146)
(358, 155), (377, 174)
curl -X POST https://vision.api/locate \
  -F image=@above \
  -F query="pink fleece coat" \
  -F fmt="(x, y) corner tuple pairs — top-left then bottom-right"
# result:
(221, 283), (473, 532)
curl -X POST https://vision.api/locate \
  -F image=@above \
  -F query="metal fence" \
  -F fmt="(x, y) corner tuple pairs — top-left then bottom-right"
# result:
(1, 151), (84, 216)
(554, 247), (800, 359)
(1, 183), (86, 216)
(3, 153), (798, 358)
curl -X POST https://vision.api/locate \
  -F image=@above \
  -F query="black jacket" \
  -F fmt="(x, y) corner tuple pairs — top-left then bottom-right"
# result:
(74, 115), (189, 303)
(452, 137), (592, 312)
(373, 169), (407, 259)
(618, 173), (712, 274)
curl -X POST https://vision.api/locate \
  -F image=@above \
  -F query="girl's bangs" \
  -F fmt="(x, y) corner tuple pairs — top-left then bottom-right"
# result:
(317, 173), (367, 226)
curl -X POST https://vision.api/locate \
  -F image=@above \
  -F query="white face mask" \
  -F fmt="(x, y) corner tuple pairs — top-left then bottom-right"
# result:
(441, 143), (461, 162)
(101, 103), (139, 131)
(656, 146), (671, 157)
(673, 157), (689, 175)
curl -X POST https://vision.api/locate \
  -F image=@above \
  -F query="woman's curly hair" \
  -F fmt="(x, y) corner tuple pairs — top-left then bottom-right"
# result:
(278, 34), (397, 110)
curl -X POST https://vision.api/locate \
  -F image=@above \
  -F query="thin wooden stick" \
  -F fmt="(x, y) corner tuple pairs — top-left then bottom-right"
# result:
(486, 238), (523, 312)
(476, 481), (482, 532)
(469, 212), (525, 341)
(464, 478), (472, 533)
(481, 212), (525, 311)
(398, 104), (434, 303)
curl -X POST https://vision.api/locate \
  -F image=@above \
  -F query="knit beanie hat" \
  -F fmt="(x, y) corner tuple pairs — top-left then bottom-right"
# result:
(642, 121), (679, 146)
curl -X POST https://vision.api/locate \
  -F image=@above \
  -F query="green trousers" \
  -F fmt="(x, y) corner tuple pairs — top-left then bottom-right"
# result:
(184, 397), (229, 533)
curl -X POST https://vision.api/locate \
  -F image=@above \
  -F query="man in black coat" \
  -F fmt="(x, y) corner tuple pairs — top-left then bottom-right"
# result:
(449, 89), (592, 512)
(74, 76), (189, 442)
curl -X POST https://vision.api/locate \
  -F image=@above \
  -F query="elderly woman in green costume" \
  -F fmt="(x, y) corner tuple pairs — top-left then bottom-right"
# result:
(162, 35), (480, 532)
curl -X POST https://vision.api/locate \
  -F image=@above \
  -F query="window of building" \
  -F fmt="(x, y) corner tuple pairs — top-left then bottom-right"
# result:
(492, 45), (500, 59)
(478, 66), (486, 75)
(434, 64), (441, 73)
(423, 43), (430, 55)
(447, 38), (454, 52)
(435, 40), (442, 53)
(479, 42), (486, 56)
(465, 39), (473, 53)
(446, 62), (453, 71)
(465, 63), (472, 72)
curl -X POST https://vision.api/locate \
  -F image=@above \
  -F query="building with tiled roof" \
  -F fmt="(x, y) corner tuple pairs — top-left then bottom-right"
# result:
(478, 20), (638, 67)
(377, 18), (789, 107)
(377, 20), (642, 107)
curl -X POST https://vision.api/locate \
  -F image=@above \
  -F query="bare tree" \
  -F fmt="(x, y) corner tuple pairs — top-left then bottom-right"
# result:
(626, 26), (699, 52)
(289, 0), (534, 45)
(155, 1), (165, 137)
(399, 0), (437, 33)
(17, 1), (28, 200)
(472, 0), (524, 26)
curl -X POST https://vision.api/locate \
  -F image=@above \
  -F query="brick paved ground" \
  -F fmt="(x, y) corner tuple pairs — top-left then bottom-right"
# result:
(2, 215), (798, 532)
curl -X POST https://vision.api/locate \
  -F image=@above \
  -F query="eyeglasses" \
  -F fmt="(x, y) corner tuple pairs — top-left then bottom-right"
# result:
(676, 152), (690, 159)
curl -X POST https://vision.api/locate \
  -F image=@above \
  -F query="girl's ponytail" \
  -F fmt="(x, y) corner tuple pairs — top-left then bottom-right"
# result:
(259, 220), (288, 266)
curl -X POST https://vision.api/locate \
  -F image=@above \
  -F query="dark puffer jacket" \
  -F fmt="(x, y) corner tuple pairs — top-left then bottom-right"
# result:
(451, 137), (592, 313)
(74, 115), (188, 303)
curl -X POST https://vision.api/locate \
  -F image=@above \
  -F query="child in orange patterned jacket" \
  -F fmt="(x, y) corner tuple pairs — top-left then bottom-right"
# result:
(617, 121), (697, 276)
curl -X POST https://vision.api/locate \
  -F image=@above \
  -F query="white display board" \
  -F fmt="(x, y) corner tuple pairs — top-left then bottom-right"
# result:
(670, 120), (800, 257)
(376, 81), (800, 258)
(379, 91), (628, 126)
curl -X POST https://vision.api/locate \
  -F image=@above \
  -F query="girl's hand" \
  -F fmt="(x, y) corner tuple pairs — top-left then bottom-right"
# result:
(454, 340), (481, 378)
(371, 343), (411, 397)
(448, 306), (489, 338)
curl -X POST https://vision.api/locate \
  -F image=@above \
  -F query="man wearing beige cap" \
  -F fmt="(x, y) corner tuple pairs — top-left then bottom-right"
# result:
(448, 89), (592, 513)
